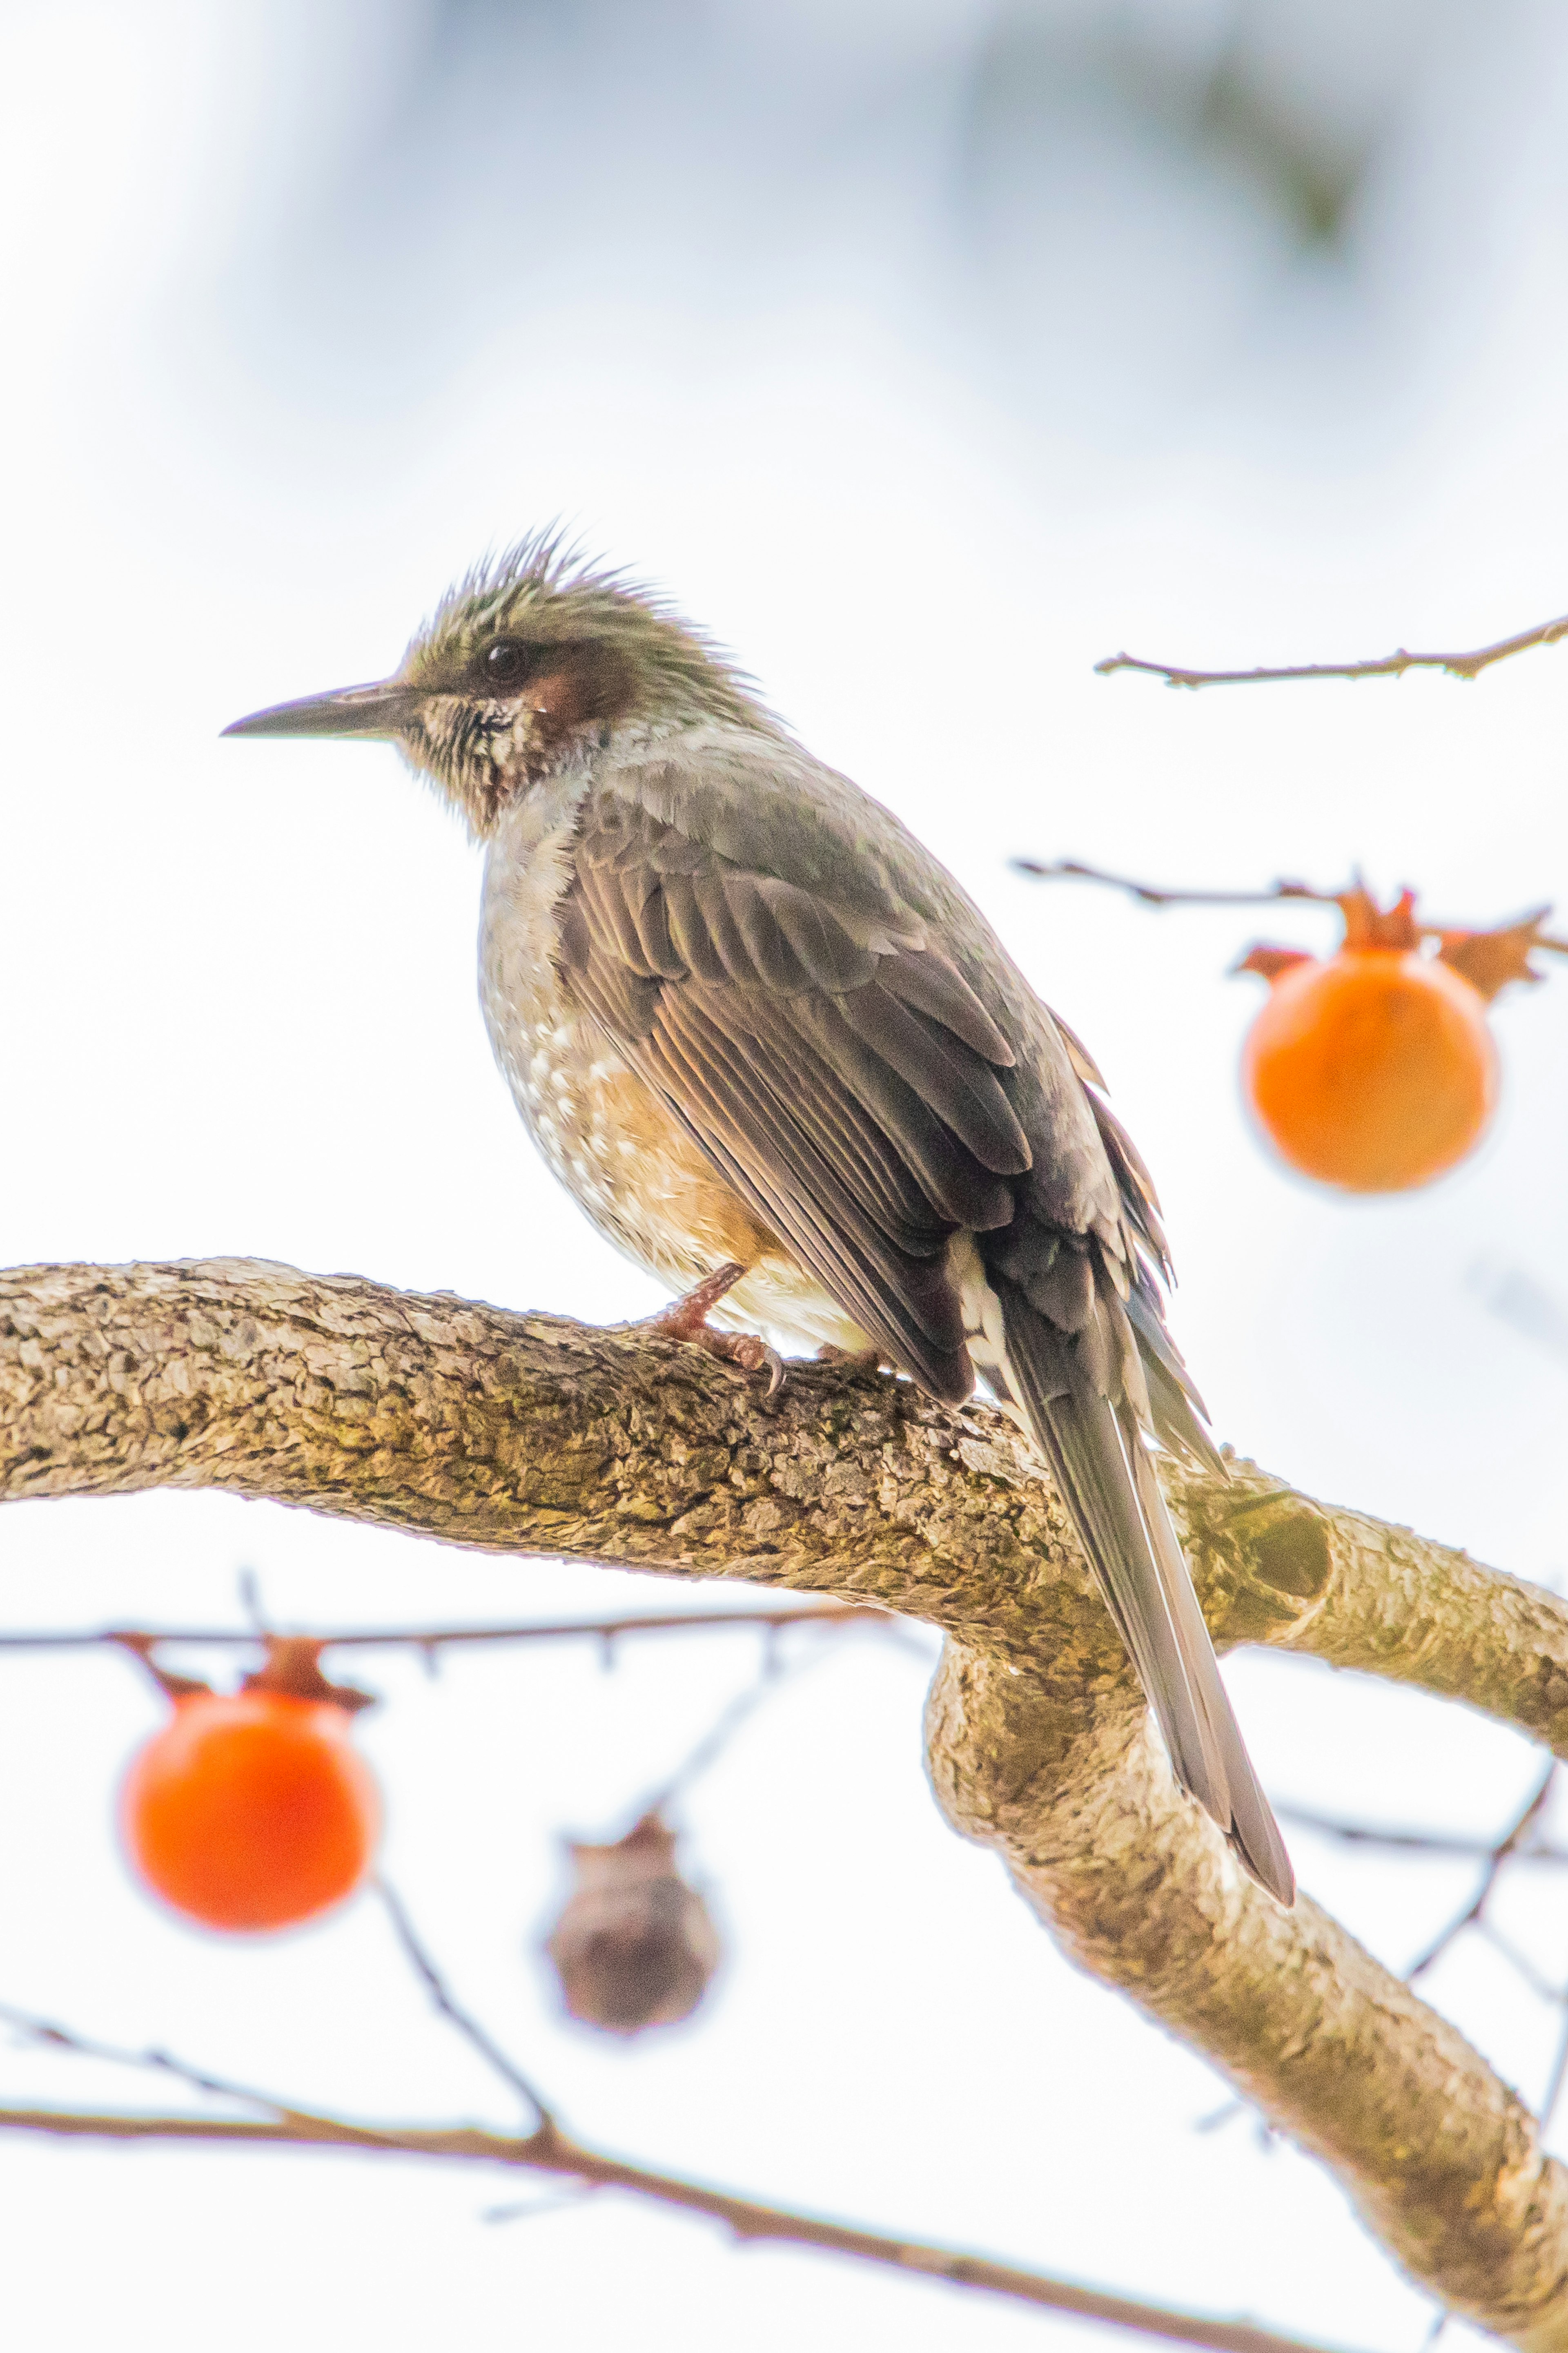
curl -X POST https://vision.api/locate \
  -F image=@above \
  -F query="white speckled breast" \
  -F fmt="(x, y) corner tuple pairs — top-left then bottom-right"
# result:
(478, 764), (869, 1352)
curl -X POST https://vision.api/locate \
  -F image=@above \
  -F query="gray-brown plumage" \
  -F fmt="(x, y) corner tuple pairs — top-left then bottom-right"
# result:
(225, 532), (1294, 1906)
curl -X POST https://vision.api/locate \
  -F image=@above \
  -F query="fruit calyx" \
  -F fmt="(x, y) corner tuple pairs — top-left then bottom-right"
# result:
(116, 1632), (375, 1714)
(1238, 883), (1557, 1003)
(242, 1637), (376, 1714)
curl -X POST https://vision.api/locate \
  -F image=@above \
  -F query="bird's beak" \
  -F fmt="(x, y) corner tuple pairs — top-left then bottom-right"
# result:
(221, 680), (417, 740)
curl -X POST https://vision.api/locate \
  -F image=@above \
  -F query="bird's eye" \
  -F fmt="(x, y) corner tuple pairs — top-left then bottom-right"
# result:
(481, 638), (533, 689)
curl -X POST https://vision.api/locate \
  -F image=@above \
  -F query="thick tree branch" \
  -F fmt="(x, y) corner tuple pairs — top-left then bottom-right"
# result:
(4, 1260), (1568, 2345)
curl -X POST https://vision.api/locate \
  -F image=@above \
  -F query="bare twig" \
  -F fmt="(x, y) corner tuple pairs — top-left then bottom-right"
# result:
(0, 2097), (1370, 2353)
(1541, 2012), (1568, 2137)
(1011, 860), (1334, 909)
(644, 1674), (780, 1813)
(237, 1566), (269, 1635)
(1010, 861), (1568, 958)
(1472, 1263), (1568, 1369)
(0, 2001), (311, 2125)
(1276, 1802), (1568, 1865)
(1474, 1922), (1566, 2008)
(1094, 610), (1568, 689)
(373, 1880), (555, 2134)
(0, 1604), (896, 1658)
(1405, 1764), (1557, 1984)
(634, 1632), (841, 1819)
(483, 2186), (596, 2225)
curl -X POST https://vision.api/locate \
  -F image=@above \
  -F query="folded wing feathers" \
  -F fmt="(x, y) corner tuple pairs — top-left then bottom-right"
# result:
(777, 994), (1016, 1232)
(1122, 1282), (1224, 1472)
(833, 985), (1033, 1176)
(645, 999), (971, 1387)
(884, 950), (1017, 1063)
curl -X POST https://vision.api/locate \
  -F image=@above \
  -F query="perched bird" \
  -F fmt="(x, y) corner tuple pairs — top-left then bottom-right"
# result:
(225, 533), (1294, 1905)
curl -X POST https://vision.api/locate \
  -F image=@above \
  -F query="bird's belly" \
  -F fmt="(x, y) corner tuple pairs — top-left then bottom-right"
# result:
(479, 828), (867, 1354)
(496, 1009), (866, 1351)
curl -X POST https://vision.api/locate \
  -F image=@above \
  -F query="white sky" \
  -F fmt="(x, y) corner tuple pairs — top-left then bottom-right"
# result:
(4, 3), (1568, 2347)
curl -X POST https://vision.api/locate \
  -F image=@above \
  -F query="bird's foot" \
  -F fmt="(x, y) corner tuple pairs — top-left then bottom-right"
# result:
(633, 1264), (785, 1400)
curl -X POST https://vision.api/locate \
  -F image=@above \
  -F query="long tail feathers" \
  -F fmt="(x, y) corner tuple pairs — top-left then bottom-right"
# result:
(1127, 1436), (1295, 1902)
(996, 1284), (1295, 1906)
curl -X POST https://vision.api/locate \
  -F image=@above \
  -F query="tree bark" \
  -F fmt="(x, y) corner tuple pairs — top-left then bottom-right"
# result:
(4, 1258), (1567, 2347)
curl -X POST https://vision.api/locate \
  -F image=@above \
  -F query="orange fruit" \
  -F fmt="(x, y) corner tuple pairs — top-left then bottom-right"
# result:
(1242, 947), (1498, 1193)
(120, 1690), (380, 1933)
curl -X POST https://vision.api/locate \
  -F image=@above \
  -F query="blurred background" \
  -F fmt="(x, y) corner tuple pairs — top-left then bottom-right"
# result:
(4, 1), (1568, 2345)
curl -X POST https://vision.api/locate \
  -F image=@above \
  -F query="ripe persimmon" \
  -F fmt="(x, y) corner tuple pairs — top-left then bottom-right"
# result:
(1021, 861), (1555, 1193)
(1241, 944), (1498, 1193)
(120, 1688), (380, 1934)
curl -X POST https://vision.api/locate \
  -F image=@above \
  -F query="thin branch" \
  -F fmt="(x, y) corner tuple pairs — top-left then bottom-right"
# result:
(1541, 2012), (1568, 2137)
(1276, 1802), (1568, 1865)
(0, 1604), (897, 1657)
(1406, 1764), (1557, 1984)
(483, 2186), (595, 2226)
(1094, 610), (1568, 689)
(1010, 860), (1568, 956)
(1474, 1921), (1567, 2010)
(0, 2099), (1371, 2353)
(1011, 860), (1334, 910)
(0, 2001), (313, 2126)
(644, 1674), (781, 1813)
(373, 1880), (555, 2134)
(635, 1635), (836, 1818)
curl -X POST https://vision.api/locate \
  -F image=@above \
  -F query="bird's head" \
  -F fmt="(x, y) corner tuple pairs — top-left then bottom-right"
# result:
(223, 533), (758, 836)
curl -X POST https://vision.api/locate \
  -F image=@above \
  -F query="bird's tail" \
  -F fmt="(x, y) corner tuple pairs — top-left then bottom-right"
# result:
(994, 1280), (1294, 1906)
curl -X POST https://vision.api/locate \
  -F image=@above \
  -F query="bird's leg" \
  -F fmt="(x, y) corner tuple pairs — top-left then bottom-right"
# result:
(625, 1263), (785, 1398)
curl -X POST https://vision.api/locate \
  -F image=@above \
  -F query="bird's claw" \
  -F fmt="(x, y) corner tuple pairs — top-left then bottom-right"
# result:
(633, 1265), (786, 1401)
(701, 1329), (786, 1398)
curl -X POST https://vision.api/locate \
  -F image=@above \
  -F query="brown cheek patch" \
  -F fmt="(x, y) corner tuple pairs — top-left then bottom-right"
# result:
(526, 643), (638, 758)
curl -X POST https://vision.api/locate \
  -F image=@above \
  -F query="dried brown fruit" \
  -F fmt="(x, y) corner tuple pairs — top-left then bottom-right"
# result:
(544, 1813), (719, 2035)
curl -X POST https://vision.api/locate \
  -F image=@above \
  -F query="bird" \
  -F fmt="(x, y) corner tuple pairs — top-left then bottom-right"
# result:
(225, 531), (1294, 1906)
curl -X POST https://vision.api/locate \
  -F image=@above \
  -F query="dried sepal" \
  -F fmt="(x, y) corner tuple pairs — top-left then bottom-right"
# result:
(1335, 885), (1422, 951)
(111, 1632), (376, 1713)
(242, 1637), (376, 1714)
(1235, 945), (1314, 984)
(111, 1634), (212, 1704)
(1436, 908), (1555, 1003)
(544, 1812), (719, 2035)
(1238, 887), (1558, 1008)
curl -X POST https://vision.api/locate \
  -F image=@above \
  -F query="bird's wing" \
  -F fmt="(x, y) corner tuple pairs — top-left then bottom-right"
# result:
(557, 780), (1032, 1399)
(560, 763), (1292, 1904)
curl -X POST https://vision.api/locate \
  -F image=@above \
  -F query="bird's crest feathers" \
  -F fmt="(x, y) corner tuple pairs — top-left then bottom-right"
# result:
(403, 526), (761, 723)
